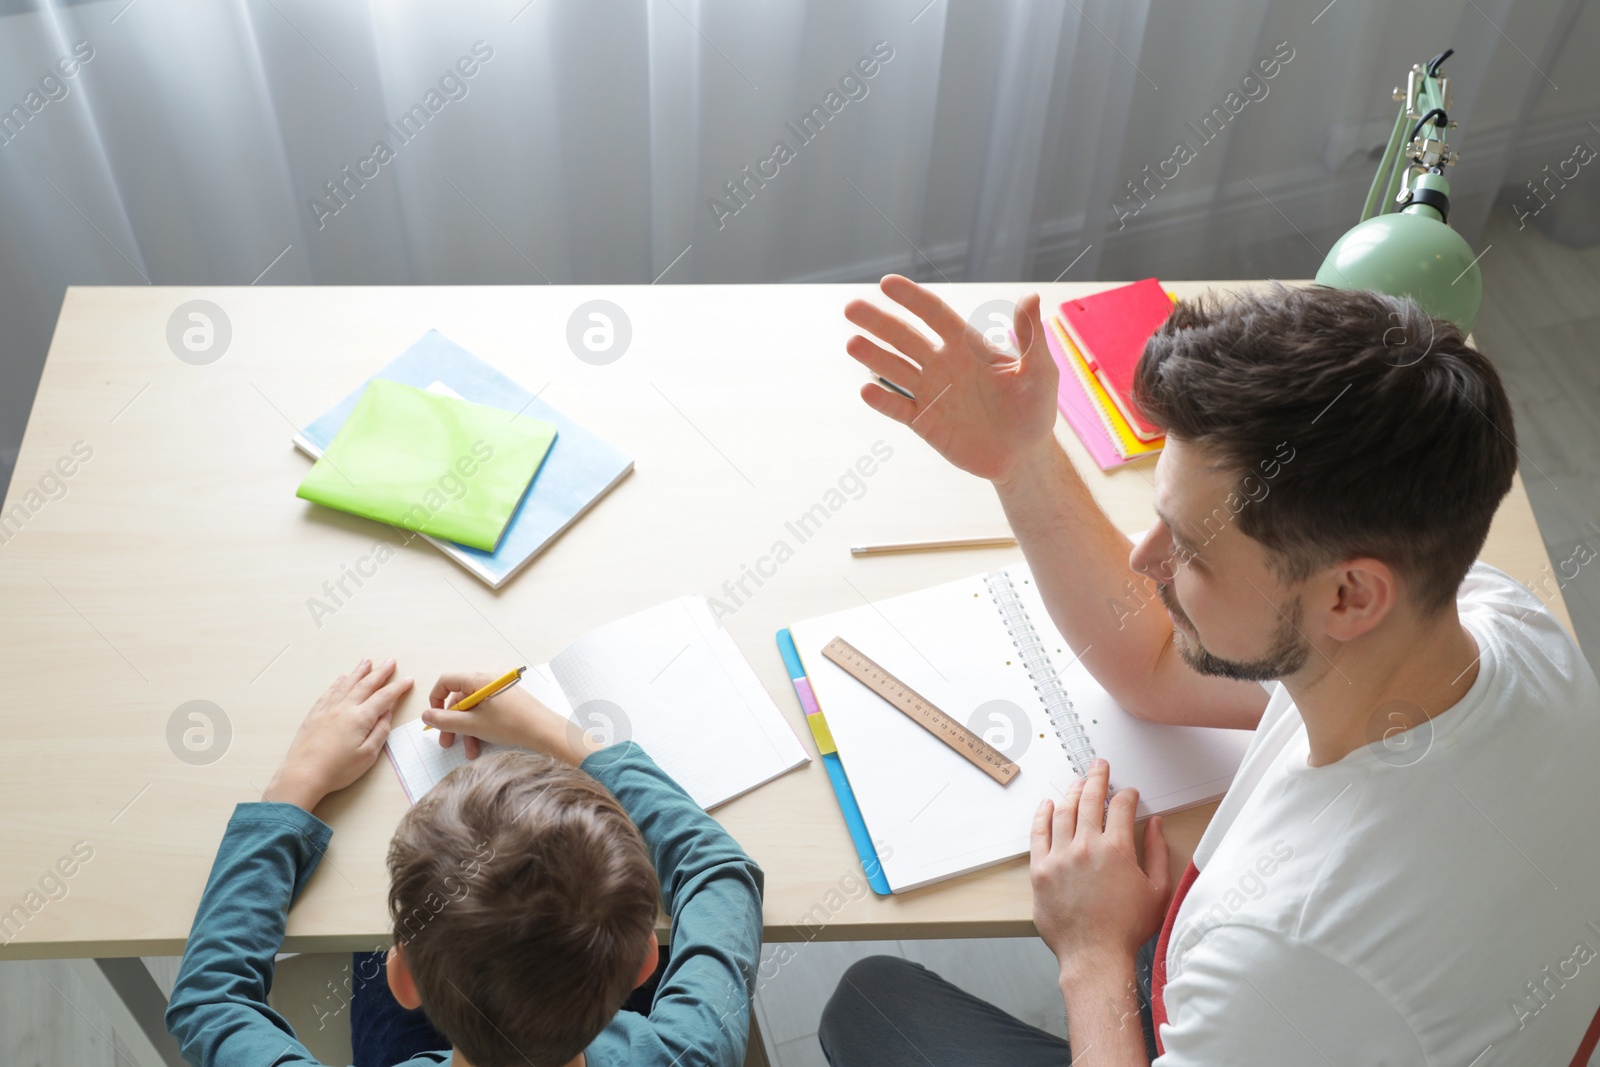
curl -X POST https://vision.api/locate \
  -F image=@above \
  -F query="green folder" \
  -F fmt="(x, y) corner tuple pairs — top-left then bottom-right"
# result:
(295, 378), (557, 552)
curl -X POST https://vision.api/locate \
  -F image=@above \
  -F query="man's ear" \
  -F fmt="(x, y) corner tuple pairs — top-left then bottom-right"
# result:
(634, 931), (660, 990)
(1324, 558), (1397, 641)
(387, 943), (423, 1010)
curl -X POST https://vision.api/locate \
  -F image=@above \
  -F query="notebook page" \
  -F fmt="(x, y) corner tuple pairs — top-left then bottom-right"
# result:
(548, 595), (809, 810)
(1003, 563), (1251, 812)
(790, 572), (1068, 891)
(790, 566), (1250, 892)
(384, 664), (571, 803)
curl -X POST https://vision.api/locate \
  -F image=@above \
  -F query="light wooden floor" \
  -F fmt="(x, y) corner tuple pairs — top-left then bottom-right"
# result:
(5, 204), (1599, 1065)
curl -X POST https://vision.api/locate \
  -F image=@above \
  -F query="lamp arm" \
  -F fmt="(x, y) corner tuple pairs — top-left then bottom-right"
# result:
(1361, 105), (1413, 222)
(1407, 107), (1448, 148)
(1364, 54), (1454, 222)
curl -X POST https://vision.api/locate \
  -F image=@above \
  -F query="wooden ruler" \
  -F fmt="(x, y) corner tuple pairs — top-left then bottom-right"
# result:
(821, 636), (1020, 786)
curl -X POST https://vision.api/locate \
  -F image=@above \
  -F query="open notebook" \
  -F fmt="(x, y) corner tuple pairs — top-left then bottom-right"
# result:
(387, 596), (810, 810)
(789, 562), (1252, 892)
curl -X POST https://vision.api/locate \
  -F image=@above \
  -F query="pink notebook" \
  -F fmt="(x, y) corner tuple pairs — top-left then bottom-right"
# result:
(1059, 278), (1172, 441)
(1038, 318), (1142, 471)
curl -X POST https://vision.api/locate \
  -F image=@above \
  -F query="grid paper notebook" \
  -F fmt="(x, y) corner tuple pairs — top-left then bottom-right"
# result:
(385, 595), (810, 810)
(789, 562), (1252, 892)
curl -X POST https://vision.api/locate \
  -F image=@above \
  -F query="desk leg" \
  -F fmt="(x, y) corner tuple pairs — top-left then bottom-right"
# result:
(64, 958), (186, 1067)
(744, 1008), (773, 1067)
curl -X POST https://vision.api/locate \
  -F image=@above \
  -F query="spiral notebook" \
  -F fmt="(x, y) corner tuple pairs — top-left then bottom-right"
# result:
(385, 595), (810, 811)
(789, 563), (1252, 892)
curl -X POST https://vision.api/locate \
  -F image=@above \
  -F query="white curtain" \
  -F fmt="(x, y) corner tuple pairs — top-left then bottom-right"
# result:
(0, 0), (1592, 481)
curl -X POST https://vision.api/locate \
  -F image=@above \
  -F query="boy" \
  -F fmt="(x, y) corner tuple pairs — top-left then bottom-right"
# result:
(166, 657), (764, 1067)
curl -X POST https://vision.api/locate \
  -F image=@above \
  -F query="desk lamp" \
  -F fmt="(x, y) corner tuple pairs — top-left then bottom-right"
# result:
(1316, 48), (1482, 331)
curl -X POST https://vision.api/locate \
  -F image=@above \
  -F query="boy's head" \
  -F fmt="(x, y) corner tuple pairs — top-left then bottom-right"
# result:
(385, 750), (661, 1067)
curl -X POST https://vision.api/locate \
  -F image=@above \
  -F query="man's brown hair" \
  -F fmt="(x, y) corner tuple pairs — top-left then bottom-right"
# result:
(1131, 283), (1517, 615)
(387, 750), (659, 1067)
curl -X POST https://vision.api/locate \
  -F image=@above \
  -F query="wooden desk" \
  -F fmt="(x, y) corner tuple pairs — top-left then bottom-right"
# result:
(0, 282), (1570, 1057)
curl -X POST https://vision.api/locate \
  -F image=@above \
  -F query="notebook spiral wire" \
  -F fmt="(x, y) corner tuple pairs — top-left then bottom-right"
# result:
(984, 570), (1096, 776)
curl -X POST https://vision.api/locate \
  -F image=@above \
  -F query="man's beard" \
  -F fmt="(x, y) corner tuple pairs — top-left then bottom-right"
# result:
(1157, 581), (1311, 682)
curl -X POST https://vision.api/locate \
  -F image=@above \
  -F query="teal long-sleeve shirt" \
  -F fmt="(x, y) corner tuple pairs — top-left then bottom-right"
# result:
(165, 743), (766, 1067)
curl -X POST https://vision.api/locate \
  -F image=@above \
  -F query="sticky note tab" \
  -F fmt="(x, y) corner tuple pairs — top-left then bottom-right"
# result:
(806, 712), (838, 755)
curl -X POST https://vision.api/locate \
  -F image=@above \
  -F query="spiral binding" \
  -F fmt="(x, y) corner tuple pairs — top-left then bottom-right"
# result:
(984, 569), (1096, 776)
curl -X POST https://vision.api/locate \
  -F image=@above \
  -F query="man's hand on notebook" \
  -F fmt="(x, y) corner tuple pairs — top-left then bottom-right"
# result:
(1031, 759), (1171, 981)
(423, 670), (586, 766)
(264, 657), (415, 812)
(844, 274), (1060, 484)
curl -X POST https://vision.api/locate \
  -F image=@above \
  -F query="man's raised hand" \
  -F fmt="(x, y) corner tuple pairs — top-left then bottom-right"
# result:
(843, 274), (1060, 484)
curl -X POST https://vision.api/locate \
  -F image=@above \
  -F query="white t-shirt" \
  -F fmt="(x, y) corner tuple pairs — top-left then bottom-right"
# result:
(1157, 562), (1600, 1066)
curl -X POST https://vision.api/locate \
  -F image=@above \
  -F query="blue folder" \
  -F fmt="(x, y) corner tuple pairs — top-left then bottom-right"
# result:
(776, 628), (892, 895)
(294, 330), (632, 588)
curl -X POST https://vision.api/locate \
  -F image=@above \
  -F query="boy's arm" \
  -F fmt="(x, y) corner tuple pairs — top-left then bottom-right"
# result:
(164, 803), (335, 1067)
(582, 744), (764, 1067)
(167, 657), (414, 1067)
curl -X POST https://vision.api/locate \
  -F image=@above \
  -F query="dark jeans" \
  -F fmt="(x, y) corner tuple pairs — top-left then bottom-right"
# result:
(348, 947), (672, 1067)
(348, 952), (449, 1067)
(818, 936), (1159, 1067)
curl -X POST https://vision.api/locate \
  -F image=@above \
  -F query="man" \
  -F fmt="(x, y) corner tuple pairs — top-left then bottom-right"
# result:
(817, 276), (1600, 1065)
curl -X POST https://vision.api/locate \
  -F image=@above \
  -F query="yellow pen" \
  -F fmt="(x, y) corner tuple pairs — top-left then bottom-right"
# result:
(422, 666), (526, 731)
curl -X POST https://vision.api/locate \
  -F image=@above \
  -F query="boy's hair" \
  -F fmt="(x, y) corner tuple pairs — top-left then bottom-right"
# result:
(1131, 283), (1517, 615)
(387, 750), (659, 1067)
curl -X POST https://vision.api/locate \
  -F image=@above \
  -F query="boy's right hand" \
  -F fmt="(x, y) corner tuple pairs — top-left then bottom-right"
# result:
(844, 275), (1061, 485)
(423, 671), (586, 766)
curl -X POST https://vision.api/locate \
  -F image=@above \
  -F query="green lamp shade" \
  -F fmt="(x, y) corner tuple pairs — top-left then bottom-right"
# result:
(1316, 210), (1482, 333)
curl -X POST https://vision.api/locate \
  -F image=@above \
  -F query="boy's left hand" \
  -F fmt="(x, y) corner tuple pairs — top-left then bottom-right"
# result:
(263, 658), (414, 812)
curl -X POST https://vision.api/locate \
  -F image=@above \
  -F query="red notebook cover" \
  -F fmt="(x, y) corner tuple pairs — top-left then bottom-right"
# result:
(1059, 278), (1173, 440)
